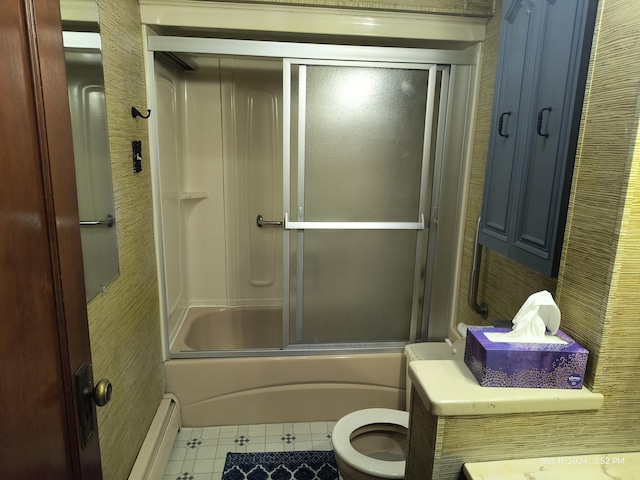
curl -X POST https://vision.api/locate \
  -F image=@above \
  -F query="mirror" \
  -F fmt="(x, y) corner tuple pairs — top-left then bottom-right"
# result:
(61, 0), (119, 302)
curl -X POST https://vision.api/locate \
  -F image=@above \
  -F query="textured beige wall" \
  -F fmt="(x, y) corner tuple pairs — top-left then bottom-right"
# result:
(555, 0), (640, 388)
(86, 0), (165, 478)
(196, 0), (495, 16)
(429, 0), (640, 478)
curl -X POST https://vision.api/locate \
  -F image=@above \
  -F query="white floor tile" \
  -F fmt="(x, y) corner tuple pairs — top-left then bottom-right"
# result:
(294, 441), (313, 451)
(196, 446), (217, 460)
(213, 457), (227, 472)
(312, 432), (331, 443)
(215, 445), (234, 459)
(185, 447), (198, 461)
(248, 424), (266, 436)
(169, 447), (187, 462)
(219, 426), (238, 438)
(312, 440), (333, 451)
(193, 458), (216, 473)
(191, 474), (213, 480)
(181, 459), (195, 473)
(246, 443), (266, 453)
(265, 423), (284, 435)
(164, 460), (183, 474)
(202, 427), (221, 439)
(293, 434), (312, 443)
(309, 421), (329, 433)
(265, 442), (285, 452)
(292, 422), (311, 435)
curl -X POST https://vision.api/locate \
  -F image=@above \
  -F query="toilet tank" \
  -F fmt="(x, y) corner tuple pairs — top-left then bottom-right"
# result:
(403, 338), (465, 410)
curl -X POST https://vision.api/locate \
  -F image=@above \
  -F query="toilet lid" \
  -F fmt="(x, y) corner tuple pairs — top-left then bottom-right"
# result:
(332, 408), (409, 479)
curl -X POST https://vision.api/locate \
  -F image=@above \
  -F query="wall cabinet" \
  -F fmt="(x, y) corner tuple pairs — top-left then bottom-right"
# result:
(478, 0), (598, 277)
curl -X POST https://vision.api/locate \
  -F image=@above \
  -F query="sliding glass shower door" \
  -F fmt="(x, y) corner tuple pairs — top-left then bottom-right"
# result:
(283, 61), (443, 348)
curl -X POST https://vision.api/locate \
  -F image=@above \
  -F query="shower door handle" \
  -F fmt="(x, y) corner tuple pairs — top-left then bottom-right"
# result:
(256, 215), (283, 227)
(80, 214), (115, 227)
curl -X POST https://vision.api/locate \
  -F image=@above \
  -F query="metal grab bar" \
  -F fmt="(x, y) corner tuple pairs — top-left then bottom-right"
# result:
(468, 217), (488, 319)
(256, 214), (283, 227)
(80, 215), (115, 228)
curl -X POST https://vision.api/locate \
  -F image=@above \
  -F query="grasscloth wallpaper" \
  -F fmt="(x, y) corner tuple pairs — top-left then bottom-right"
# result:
(88, 0), (165, 478)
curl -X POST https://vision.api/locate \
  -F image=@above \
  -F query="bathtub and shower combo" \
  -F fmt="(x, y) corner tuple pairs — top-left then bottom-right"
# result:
(145, 26), (481, 428)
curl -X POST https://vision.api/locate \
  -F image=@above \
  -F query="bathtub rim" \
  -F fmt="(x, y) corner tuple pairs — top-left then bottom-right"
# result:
(170, 342), (409, 358)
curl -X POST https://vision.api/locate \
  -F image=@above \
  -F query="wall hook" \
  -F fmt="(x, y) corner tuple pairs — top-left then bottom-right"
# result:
(131, 107), (151, 119)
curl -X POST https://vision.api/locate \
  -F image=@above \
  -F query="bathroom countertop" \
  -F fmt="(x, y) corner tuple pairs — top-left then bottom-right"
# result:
(408, 360), (604, 416)
(463, 452), (640, 479)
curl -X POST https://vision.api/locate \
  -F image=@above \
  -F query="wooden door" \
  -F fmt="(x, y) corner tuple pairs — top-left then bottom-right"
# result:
(0, 0), (102, 478)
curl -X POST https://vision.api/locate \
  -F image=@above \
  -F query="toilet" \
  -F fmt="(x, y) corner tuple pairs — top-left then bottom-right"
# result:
(332, 338), (465, 480)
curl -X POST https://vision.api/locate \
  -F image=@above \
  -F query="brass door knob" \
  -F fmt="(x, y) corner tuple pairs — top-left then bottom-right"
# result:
(86, 378), (113, 407)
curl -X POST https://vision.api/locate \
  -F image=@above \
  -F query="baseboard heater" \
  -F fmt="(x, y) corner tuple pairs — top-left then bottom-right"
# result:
(128, 394), (181, 480)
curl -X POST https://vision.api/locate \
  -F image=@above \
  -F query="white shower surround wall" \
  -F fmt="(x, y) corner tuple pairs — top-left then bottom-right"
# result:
(153, 56), (284, 346)
(143, 1), (488, 357)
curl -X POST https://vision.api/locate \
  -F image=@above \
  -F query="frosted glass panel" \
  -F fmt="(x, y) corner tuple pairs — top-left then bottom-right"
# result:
(286, 62), (436, 345)
(298, 66), (428, 222)
(289, 230), (416, 344)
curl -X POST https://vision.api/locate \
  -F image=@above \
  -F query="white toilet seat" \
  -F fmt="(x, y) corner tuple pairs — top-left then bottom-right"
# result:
(332, 408), (409, 479)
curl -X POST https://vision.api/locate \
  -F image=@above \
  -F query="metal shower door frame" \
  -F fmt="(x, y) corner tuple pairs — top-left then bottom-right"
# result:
(281, 58), (443, 352)
(145, 35), (479, 358)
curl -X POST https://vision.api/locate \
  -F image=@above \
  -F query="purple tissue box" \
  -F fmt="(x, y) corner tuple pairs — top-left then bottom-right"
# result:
(464, 327), (588, 389)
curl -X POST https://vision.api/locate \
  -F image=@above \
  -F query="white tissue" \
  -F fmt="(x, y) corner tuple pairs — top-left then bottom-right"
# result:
(485, 290), (566, 344)
(510, 290), (561, 334)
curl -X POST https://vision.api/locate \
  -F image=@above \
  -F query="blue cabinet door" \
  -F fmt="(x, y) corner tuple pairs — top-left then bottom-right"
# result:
(478, 0), (537, 255)
(510, 0), (598, 276)
(479, 0), (598, 277)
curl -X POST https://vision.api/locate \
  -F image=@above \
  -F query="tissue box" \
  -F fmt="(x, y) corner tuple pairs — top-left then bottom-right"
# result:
(464, 327), (588, 389)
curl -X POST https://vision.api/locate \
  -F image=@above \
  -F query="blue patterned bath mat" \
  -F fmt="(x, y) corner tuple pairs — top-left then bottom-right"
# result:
(222, 450), (339, 480)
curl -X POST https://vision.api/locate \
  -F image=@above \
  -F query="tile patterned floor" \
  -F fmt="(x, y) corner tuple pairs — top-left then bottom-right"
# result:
(163, 421), (336, 480)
